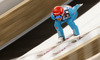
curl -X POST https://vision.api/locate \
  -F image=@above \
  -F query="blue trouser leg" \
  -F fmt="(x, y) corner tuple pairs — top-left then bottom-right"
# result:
(66, 12), (80, 35)
(54, 20), (65, 39)
(54, 12), (80, 39)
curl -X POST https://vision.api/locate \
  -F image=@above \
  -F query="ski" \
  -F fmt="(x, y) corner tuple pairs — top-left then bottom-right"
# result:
(37, 26), (100, 57)
(53, 36), (84, 55)
(37, 34), (73, 57)
(53, 26), (100, 55)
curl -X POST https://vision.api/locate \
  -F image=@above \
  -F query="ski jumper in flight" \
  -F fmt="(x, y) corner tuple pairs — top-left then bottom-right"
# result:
(51, 4), (83, 41)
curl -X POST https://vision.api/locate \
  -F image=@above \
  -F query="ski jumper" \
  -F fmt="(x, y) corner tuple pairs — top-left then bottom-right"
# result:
(51, 5), (81, 39)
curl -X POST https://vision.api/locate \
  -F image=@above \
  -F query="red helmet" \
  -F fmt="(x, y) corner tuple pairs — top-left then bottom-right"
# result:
(52, 6), (64, 16)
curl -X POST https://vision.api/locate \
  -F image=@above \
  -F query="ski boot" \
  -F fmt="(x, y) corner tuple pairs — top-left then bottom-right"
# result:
(58, 37), (65, 44)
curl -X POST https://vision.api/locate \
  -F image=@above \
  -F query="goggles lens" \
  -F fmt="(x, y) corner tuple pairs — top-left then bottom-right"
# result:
(55, 15), (62, 19)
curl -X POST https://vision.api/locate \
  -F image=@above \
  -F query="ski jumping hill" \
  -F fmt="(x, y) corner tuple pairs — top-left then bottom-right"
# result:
(14, 1), (100, 60)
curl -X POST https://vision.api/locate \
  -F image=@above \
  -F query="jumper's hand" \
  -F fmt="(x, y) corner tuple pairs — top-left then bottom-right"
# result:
(79, 3), (83, 7)
(76, 3), (83, 7)
(75, 3), (83, 10)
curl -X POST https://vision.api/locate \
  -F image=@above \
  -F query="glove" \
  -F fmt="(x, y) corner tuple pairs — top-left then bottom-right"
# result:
(79, 3), (83, 7)
(76, 3), (83, 8)
(75, 3), (83, 11)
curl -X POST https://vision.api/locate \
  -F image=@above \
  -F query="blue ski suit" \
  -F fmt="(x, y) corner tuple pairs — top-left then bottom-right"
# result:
(51, 4), (81, 39)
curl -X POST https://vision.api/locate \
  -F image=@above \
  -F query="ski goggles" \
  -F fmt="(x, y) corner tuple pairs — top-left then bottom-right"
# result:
(55, 15), (62, 19)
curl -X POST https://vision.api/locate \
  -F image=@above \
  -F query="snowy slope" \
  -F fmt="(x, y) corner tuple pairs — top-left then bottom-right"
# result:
(14, 2), (100, 60)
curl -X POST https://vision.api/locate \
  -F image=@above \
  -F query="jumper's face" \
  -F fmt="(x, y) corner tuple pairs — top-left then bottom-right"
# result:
(56, 18), (62, 21)
(55, 15), (63, 21)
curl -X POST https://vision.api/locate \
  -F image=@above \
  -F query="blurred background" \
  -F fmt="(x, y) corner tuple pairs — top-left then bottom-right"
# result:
(0, 0), (99, 60)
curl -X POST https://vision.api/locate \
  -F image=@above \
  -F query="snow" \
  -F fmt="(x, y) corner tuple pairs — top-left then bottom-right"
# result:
(13, 2), (100, 60)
